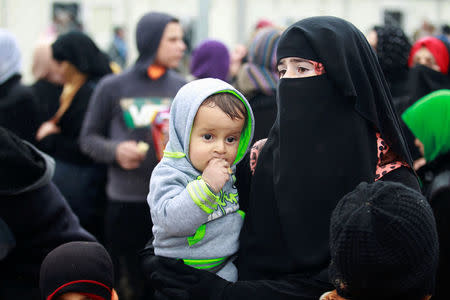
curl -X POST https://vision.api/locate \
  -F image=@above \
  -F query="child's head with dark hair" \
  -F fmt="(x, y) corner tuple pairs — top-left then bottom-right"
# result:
(189, 92), (249, 173)
(323, 180), (438, 300)
(201, 92), (247, 124)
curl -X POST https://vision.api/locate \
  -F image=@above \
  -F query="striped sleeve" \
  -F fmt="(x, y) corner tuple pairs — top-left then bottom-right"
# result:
(186, 179), (218, 214)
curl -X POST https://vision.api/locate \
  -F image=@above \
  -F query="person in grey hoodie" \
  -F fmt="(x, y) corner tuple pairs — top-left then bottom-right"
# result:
(79, 11), (186, 300)
(147, 78), (254, 282)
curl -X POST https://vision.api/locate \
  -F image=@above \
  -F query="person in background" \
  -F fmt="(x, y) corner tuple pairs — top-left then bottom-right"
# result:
(366, 25), (411, 105)
(407, 36), (450, 107)
(0, 29), (39, 143)
(144, 16), (418, 300)
(80, 12), (186, 300)
(234, 27), (282, 141)
(399, 36), (450, 160)
(35, 31), (112, 242)
(320, 181), (438, 300)
(228, 44), (248, 82)
(436, 24), (450, 44)
(0, 127), (95, 299)
(30, 42), (64, 124)
(402, 89), (450, 300)
(40, 241), (118, 300)
(108, 26), (128, 69)
(189, 39), (230, 81)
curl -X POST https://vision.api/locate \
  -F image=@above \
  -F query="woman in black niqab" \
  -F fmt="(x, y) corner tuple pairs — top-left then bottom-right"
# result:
(142, 16), (419, 300)
(238, 15), (417, 280)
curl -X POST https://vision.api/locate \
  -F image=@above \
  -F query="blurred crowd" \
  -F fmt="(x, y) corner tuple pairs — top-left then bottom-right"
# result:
(1, 10), (450, 300)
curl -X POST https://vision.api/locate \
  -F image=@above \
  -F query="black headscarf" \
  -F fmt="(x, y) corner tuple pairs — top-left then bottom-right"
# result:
(238, 16), (413, 280)
(373, 26), (411, 91)
(52, 31), (112, 79)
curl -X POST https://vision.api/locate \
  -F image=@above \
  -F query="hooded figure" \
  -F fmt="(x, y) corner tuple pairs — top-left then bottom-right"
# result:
(79, 12), (186, 300)
(0, 127), (95, 299)
(370, 26), (411, 100)
(190, 39), (230, 81)
(237, 15), (417, 281)
(0, 29), (39, 142)
(148, 78), (254, 282)
(234, 27), (282, 140)
(406, 37), (450, 109)
(142, 17), (419, 300)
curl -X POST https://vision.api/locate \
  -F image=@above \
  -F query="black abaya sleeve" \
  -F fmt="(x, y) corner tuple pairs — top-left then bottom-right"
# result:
(235, 152), (252, 212)
(143, 254), (332, 300)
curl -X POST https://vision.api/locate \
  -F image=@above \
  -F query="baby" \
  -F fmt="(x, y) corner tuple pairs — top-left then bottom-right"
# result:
(147, 78), (254, 282)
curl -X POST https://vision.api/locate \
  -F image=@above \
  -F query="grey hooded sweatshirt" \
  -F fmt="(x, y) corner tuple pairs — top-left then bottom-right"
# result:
(80, 12), (186, 202)
(148, 79), (254, 282)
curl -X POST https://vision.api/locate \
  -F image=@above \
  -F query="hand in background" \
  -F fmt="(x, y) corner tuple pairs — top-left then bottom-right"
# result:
(116, 140), (146, 170)
(36, 121), (61, 141)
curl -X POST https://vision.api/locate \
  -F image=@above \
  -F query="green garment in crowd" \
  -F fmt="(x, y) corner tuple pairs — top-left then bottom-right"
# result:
(402, 89), (450, 162)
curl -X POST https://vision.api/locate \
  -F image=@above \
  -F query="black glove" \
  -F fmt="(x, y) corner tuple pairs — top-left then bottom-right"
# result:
(142, 252), (231, 300)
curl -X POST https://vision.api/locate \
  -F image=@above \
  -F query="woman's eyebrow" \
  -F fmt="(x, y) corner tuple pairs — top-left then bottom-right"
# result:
(290, 58), (313, 63)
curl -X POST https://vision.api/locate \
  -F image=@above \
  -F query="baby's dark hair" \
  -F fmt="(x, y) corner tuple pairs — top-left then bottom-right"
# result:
(202, 92), (248, 124)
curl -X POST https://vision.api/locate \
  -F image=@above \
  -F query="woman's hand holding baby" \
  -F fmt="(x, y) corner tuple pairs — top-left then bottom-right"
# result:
(202, 158), (230, 194)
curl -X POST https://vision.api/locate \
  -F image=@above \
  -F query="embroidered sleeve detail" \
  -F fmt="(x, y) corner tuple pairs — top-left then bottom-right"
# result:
(250, 138), (268, 175)
(374, 132), (409, 181)
(186, 179), (218, 214)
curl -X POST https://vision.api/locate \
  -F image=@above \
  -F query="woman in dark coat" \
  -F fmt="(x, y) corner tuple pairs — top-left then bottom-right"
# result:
(36, 31), (112, 240)
(402, 89), (450, 300)
(30, 42), (64, 124)
(144, 16), (419, 300)
(0, 29), (39, 143)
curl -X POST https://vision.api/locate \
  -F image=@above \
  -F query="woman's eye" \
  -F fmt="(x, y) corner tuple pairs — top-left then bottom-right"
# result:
(297, 66), (310, 73)
(278, 69), (286, 78)
(226, 137), (237, 143)
(202, 134), (212, 141)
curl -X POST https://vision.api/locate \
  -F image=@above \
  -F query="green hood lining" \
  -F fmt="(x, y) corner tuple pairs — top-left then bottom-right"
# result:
(213, 90), (253, 165)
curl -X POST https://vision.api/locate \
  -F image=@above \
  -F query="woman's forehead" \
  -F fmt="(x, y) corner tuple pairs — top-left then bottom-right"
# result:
(278, 57), (318, 65)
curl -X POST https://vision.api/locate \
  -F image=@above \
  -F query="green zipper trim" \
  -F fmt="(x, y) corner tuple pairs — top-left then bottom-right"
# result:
(163, 151), (186, 158)
(237, 210), (245, 219)
(187, 224), (206, 246)
(183, 256), (227, 265)
(213, 90), (253, 165)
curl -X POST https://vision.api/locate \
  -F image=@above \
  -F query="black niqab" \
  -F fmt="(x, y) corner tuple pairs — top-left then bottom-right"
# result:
(406, 64), (450, 110)
(238, 16), (413, 279)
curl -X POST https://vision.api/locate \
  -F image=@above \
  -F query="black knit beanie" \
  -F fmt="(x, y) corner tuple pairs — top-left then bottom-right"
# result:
(40, 241), (114, 300)
(329, 180), (438, 300)
(0, 126), (46, 195)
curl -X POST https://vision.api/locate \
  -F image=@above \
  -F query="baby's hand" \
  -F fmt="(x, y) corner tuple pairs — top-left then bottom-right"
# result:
(202, 158), (230, 194)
